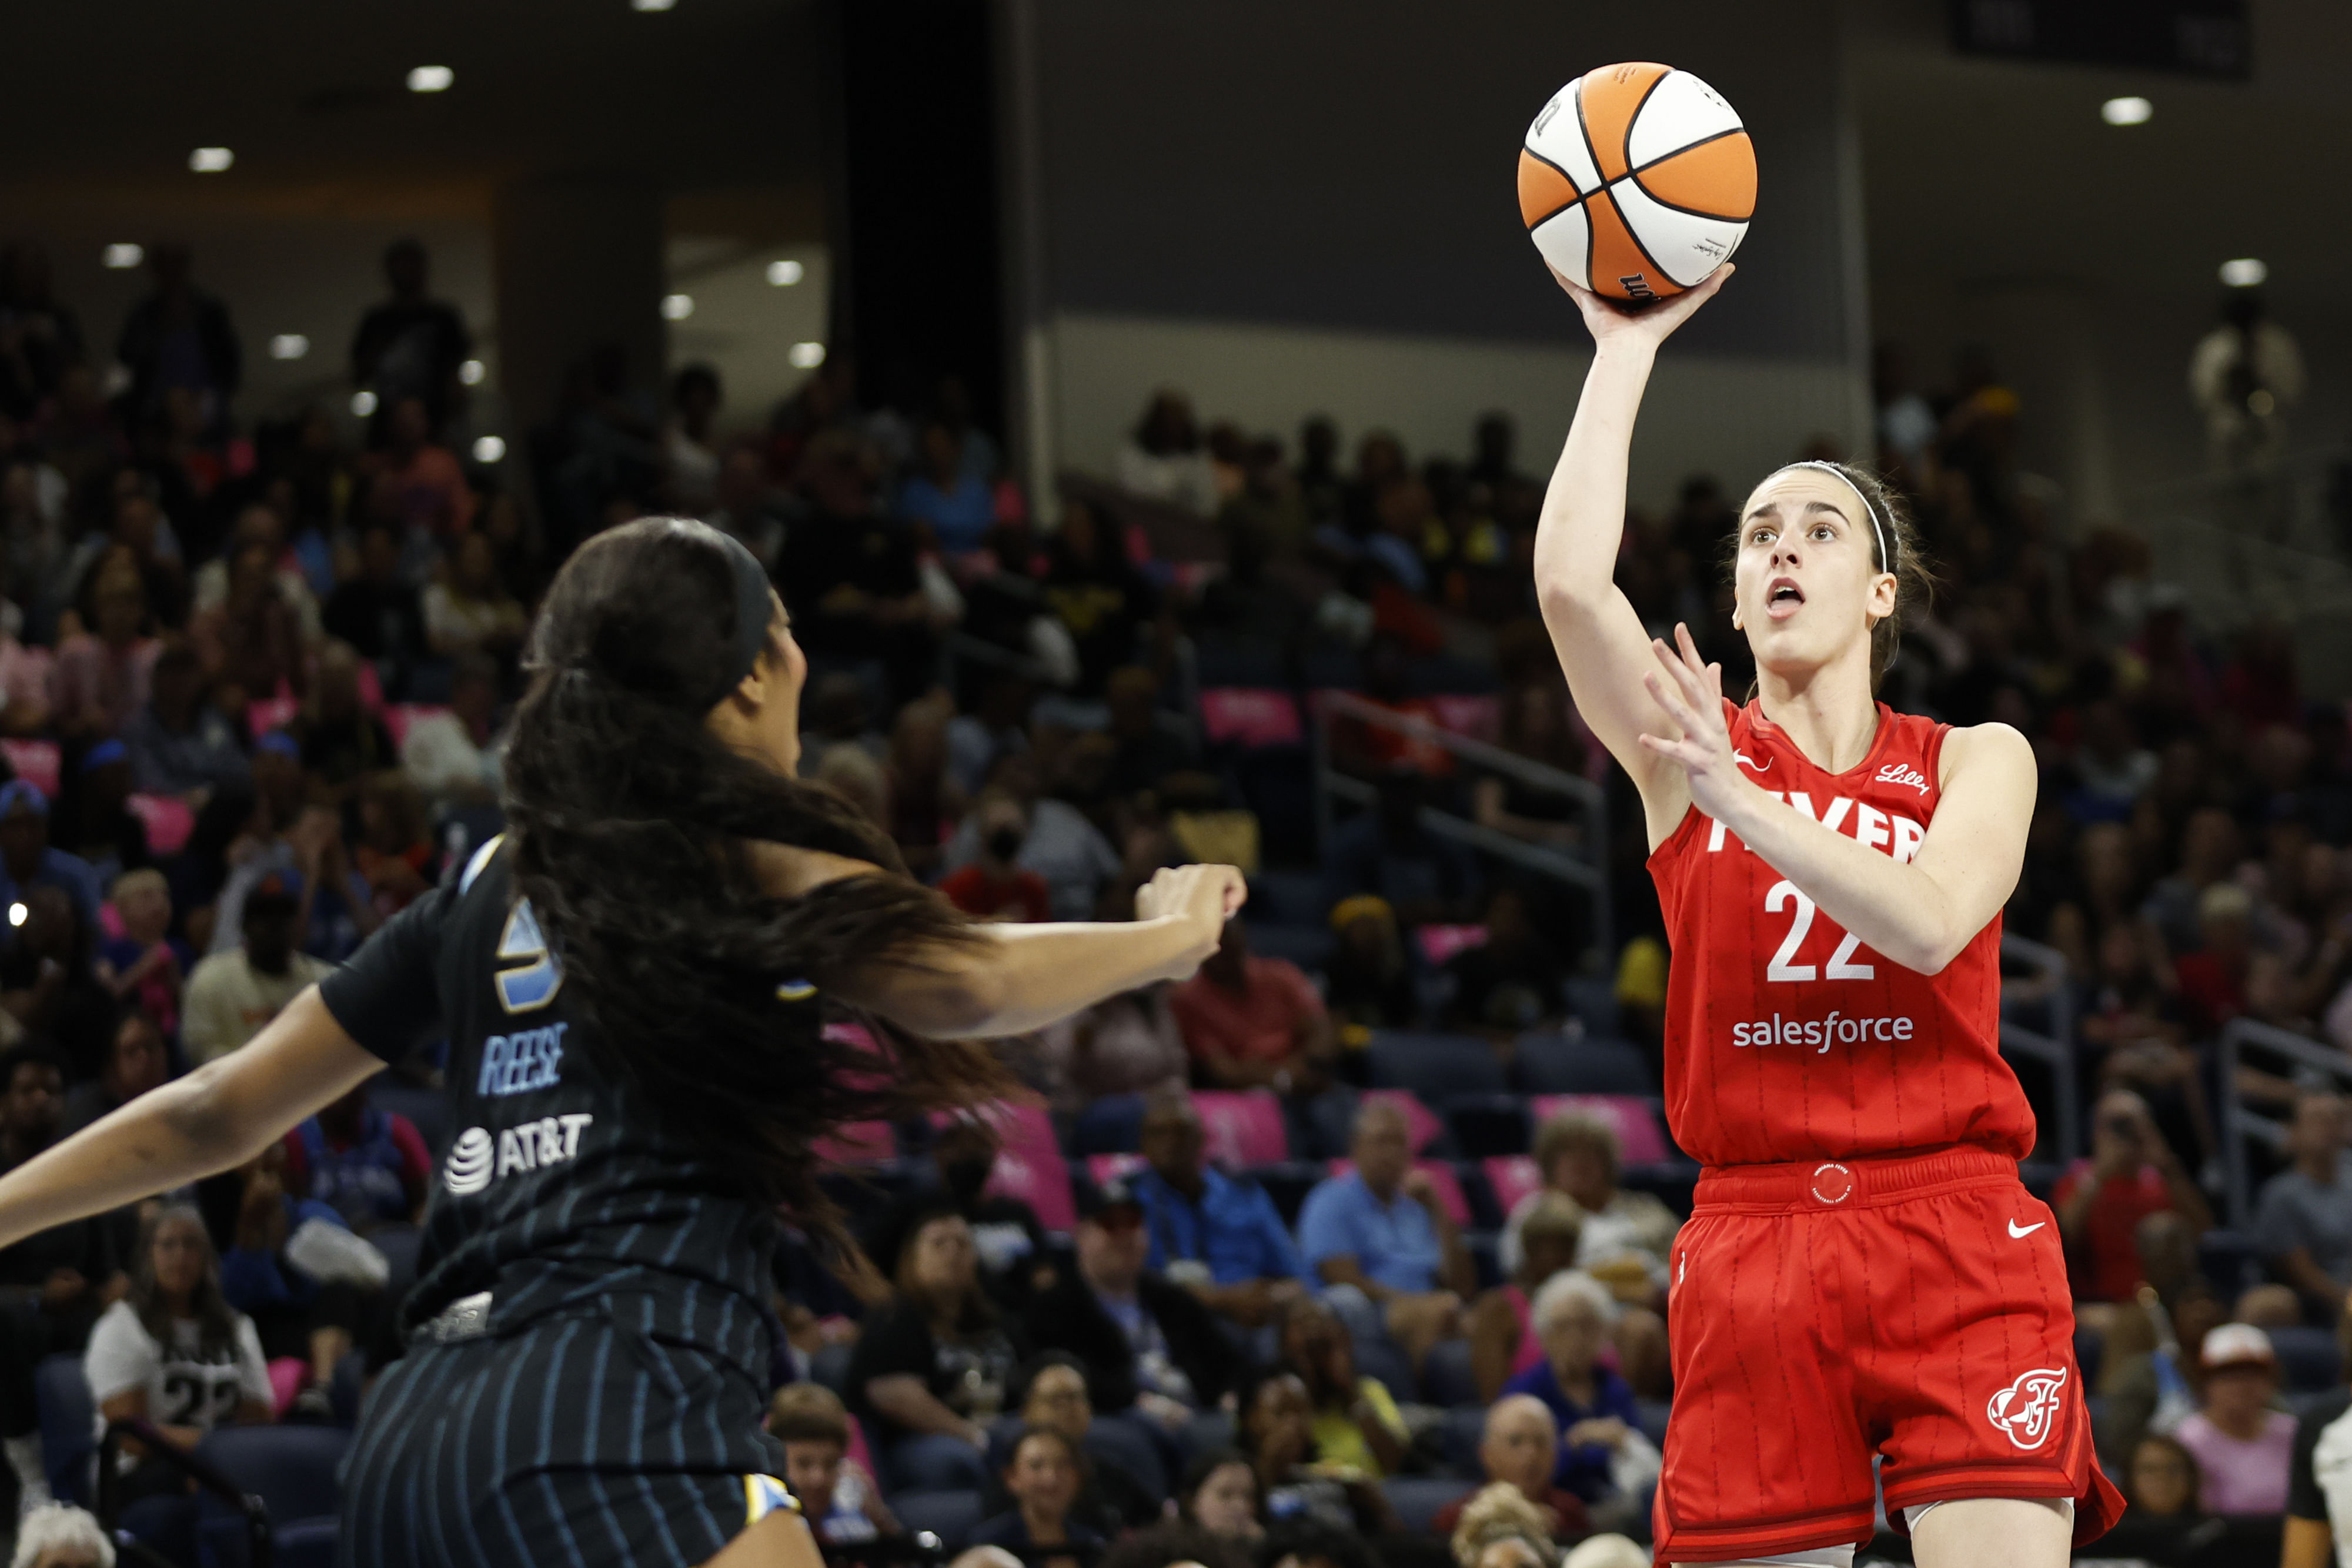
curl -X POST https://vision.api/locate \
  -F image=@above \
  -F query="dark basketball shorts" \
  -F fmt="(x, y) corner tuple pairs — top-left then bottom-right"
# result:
(1652, 1147), (2126, 1564)
(340, 1308), (796, 1568)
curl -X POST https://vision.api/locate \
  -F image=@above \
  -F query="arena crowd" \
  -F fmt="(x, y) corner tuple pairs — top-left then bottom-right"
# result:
(0, 233), (2343, 1568)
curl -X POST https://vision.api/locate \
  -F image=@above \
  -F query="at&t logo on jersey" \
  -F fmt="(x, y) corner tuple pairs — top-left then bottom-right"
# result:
(443, 1115), (594, 1195)
(1985, 1365), (2068, 1450)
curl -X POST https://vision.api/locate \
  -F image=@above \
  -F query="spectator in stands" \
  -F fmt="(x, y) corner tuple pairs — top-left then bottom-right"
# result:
(2258, 1087), (2352, 1320)
(1325, 768), (1482, 928)
(858, 1116), (1050, 1313)
(1105, 666), (1194, 801)
(53, 555), (160, 743)
(283, 1080), (429, 1232)
(1472, 1192), (1583, 1403)
(322, 523), (429, 701)
(940, 791), (1054, 922)
(11, 1503), (113, 1568)
(2126, 1432), (2202, 1522)
(365, 394), (474, 539)
(350, 239), (471, 434)
(295, 641), (396, 798)
(423, 531), (527, 664)
(1, 887), (117, 1082)
(703, 447), (787, 573)
(971, 1425), (1104, 1568)
(2173, 1322), (2295, 1514)
(987, 1356), (1160, 1532)
(1502, 1273), (1656, 1519)
(350, 772), (433, 915)
(400, 652), (503, 808)
(1501, 1112), (1678, 1301)
(1432, 1394), (1593, 1542)
(65, 741), (150, 894)
(1171, 918), (1337, 1101)
(1448, 1483), (1558, 1568)
(1036, 961), (1188, 1114)
(181, 872), (332, 1065)
(2285, 1313), (2352, 1568)
(897, 417), (996, 555)
(0, 783), (101, 938)
(209, 795), (379, 962)
(1116, 392), (1218, 518)
(766, 1383), (898, 1547)
(661, 365), (724, 515)
(189, 506), (319, 637)
(1321, 896), (1416, 1034)
(85, 1206), (272, 1546)
(941, 755), (1120, 922)
(846, 1209), (1025, 1491)
(59, 1012), (169, 1137)
(1178, 1449), (1261, 1544)
(193, 540), (305, 714)
(1043, 501), (1158, 700)
(0, 1042), (121, 1513)
(885, 695), (961, 880)
(1024, 1175), (1230, 1435)
(2055, 1089), (2213, 1307)
(778, 430), (934, 706)
(1444, 885), (1568, 1035)
(1131, 1091), (1307, 1330)
(1298, 1098), (1474, 1370)
(113, 242), (240, 427)
(216, 1139), (384, 1419)
(2144, 807), (2240, 960)
(120, 639), (249, 802)
(1241, 1369), (1395, 1535)
(1268, 1294), (1407, 1476)
(2174, 881), (2256, 1037)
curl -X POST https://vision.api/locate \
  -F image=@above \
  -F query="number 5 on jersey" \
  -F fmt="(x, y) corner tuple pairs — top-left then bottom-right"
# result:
(1763, 880), (1873, 982)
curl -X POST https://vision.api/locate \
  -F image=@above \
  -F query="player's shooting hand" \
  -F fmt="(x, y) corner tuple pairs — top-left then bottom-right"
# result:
(1553, 263), (1731, 352)
(1636, 623), (1747, 819)
(1137, 863), (1248, 973)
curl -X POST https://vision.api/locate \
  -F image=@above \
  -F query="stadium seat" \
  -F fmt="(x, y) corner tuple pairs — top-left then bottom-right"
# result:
(1198, 684), (1301, 743)
(1621, 1164), (1698, 1216)
(1071, 1094), (1147, 1156)
(196, 1424), (349, 1568)
(34, 1353), (93, 1505)
(1245, 1163), (1325, 1228)
(1483, 1155), (1542, 1216)
(2198, 1229), (2266, 1299)
(936, 1102), (1075, 1231)
(1368, 1031), (1506, 1098)
(1454, 1167), (1504, 1231)
(1514, 1032), (1652, 1095)
(1384, 1476), (1476, 1531)
(369, 1076), (450, 1158)
(1464, 1229), (1502, 1291)
(1191, 1091), (1292, 1166)
(1421, 1337), (1480, 1408)
(1562, 979), (1621, 1037)
(329, 1349), (366, 1427)
(2073, 1325), (2103, 1389)
(891, 1490), (983, 1551)
(370, 1224), (425, 1302)
(1351, 1333), (1417, 1407)
(1635, 1398), (1671, 1446)
(1442, 1095), (1532, 1159)
(2270, 1325), (2342, 1392)
(809, 1340), (855, 1398)
(1245, 923), (1335, 972)
(1440, 1406), (1487, 1475)
(1248, 870), (1330, 927)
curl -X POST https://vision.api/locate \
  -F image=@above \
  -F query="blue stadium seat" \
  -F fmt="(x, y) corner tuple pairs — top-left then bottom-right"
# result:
(369, 1077), (450, 1159)
(2073, 1325), (2103, 1389)
(195, 1425), (349, 1568)
(329, 1349), (366, 1427)
(1368, 1032), (1505, 1098)
(1384, 1476), (1476, 1531)
(1421, 1338), (1481, 1408)
(1635, 1398), (1672, 1447)
(1453, 1165), (1504, 1231)
(1621, 1163), (1698, 1217)
(370, 1224), (425, 1303)
(2270, 1325), (2342, 1393)
(1250, 870), (1331, 927)
(1440, 1406), (1487, 1475)
(1514, 1032), (1652, 1095)
(2198, 1229), (2266, 1298)
(34, 1353), (93, 1506)
(1071, 1094), (1147, 1156)
(1443, 1095), (1532, 1158)
(1464, 1230), (1502, 1292)
(1245, 1163), (1326, 1228)
(1561, 980), (1621, 1037)
(1247, 924), (1335, 972)
(892, 1489), (983, 1550)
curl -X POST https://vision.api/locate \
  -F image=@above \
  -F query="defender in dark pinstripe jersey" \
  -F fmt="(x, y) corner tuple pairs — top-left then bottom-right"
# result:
(0, 517), (1248, 1567)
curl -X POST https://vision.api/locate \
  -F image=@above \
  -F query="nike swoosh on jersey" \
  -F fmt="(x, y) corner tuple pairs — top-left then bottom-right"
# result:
(1734, 751), (1770, 773)
(2007, 1219), (2045, 1238)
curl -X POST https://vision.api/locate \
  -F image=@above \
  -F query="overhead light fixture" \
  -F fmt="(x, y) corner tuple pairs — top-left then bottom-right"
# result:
(101, 243), (144, 270)
(472, 435), (507, 464)
(352, 390), (379, 417)
(2219, 258), (2269, 287)
(459, 358), (486, 386)
(633, 0), (678, 11)
(269, 334), (310, 360)
(789, 342), (826, 369)
(661, 293), (694, 320)
(188, 146), (235, 173)
(406, 65), (455, 93)
(2100, 96), (2152, 126)
(766, 259), (804, 287)
(6, 903), (23, 928)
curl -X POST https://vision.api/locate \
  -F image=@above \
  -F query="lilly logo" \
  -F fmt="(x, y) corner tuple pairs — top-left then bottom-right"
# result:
(1985, 1365), (2068, 1450)
(445, 1128), (494, 1195)
(1875, 763), (1930, 796)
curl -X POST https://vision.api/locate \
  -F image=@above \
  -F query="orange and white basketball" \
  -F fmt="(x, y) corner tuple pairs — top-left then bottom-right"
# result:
(1518, 62), (1756, 302)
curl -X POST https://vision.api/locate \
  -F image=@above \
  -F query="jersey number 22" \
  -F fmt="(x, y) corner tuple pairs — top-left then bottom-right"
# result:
(1763, 880), (1873, 982)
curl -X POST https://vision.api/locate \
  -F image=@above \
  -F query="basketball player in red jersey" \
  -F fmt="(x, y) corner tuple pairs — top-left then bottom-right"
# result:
(1533, 262), (2124, 1568)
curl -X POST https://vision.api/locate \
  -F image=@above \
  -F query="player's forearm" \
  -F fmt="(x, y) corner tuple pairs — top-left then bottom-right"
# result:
(863, 915), (1221, 1041)
(1534, 345), (1655, 612)
(1715, 780), (1979, 975)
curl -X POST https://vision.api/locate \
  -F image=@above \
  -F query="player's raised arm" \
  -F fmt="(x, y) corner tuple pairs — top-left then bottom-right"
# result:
(1532, 264), (1730, 845)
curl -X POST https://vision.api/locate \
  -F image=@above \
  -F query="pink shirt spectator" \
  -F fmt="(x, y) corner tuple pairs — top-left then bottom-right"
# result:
(368, 444), (476, 538)
(51, 634), (159, 737)
(0, 639), (55, 723)
(2174, 1409), (2295, 1514)
(1171, 954), (1324, 1067)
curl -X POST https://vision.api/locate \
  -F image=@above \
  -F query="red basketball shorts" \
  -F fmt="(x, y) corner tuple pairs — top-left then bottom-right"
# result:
(1651, 1147), (2126, 1564)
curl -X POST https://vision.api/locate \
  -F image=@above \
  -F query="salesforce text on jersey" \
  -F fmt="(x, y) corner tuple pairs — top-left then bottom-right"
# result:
(1731, 1012), (1916, 1053)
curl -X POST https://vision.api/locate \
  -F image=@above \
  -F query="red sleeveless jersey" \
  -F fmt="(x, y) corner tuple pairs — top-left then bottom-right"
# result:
(1645, 698), (2036, 1166)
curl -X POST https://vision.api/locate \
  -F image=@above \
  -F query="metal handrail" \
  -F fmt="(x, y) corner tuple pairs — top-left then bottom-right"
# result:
(97, 1419), (272, 1566)
(2216, 1017), (2352, 1225)
(1311, 689), (1613, 965)
(1994, 934), (2080, 1168)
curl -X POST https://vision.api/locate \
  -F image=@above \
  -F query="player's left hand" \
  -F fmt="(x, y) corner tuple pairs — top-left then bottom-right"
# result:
(1636, 623), (1748, 821)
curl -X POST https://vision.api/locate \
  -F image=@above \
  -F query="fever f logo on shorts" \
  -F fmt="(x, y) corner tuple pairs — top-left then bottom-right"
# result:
(1985, 1365), (2069, 1450)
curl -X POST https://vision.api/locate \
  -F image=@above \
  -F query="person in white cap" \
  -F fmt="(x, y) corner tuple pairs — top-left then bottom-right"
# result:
(2173, 1322), (2296, 1515)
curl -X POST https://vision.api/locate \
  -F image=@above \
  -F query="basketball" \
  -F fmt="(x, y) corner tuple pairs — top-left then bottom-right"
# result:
(1518, 61), (1757, 302)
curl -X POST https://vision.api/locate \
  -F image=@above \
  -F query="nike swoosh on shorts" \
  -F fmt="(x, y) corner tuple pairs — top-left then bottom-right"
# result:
(2007, 1219), (2044, 1238)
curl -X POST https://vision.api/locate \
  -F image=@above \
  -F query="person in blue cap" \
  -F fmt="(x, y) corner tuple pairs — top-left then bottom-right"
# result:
(0, 781), (102, 939)
(65, 738), (151, 891)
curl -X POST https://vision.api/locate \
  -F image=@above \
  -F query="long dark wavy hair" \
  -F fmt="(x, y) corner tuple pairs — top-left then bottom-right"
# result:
(502, 517), (1004, 1248)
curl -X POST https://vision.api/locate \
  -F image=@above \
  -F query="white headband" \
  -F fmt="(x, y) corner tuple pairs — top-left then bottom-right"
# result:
(1779, 460), (1894, 573)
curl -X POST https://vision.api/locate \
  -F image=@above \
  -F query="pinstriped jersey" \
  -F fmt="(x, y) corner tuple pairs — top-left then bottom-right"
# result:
(1644, 699), (2036, 1167)
(317, 838), (791, 1373)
